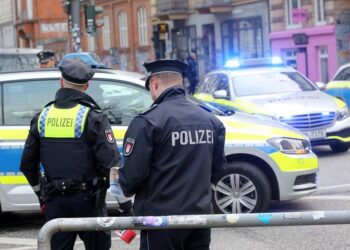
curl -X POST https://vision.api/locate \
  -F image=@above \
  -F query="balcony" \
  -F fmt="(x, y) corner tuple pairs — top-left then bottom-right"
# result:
(194, 0), (235, 13)
(155, 0), (190, 20)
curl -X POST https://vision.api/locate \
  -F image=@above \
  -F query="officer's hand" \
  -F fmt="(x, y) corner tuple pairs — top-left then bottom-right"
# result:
(35, 191), (46, 214)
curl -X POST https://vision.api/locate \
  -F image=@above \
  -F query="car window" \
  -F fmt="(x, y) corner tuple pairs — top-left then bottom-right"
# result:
(87, 80), (152, 125)
(2, 78), (152, 126)
(217, 74), (230, 97)
(334, 67), (350, 81)
(3, 80), (57, 125)
(0, 54), (39, 72)
(197, 74), (219, 94)
(232, 71), (316, 97)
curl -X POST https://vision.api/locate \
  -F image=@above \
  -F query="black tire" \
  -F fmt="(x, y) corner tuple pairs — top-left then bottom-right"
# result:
(330, 143), (350, 153)
(212, 161), (271, 214)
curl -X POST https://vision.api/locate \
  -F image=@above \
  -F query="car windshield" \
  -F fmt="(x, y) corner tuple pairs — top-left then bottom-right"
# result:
(0, 54), (39, 72)
(232, 71), (317, 97)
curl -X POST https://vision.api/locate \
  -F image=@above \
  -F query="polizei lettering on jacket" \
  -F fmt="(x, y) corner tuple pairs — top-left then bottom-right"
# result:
(46, 117), (74, 127)
(171, 130), (214, 146)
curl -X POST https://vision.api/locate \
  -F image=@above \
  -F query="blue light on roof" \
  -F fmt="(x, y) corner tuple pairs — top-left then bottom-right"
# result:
(224, 59), (240, 68)
(271, 56), (283, 65)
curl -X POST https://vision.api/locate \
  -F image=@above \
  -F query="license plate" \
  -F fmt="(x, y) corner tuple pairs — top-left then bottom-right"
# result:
(303, 130), (326, 139)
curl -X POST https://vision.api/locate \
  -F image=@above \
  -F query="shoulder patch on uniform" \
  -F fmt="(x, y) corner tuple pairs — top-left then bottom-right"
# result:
(123, 138), (135, 156)
(105, 129), (115, 144)
(140, 104), (158, 115)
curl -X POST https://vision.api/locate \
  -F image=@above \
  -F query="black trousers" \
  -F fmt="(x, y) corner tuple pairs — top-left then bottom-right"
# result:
(140, 228), (211, 250)
(45, 192), (111, 250)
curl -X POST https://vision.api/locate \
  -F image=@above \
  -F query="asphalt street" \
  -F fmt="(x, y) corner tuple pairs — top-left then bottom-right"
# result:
(1, 145), (350, 250)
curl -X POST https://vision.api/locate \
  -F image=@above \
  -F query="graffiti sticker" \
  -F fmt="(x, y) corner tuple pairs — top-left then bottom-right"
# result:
(257, 214), (273, 225)
(97, 217), (116, 228)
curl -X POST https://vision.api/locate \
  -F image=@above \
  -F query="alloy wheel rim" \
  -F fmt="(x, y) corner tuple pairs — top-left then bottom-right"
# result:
(214, 173), (258, 213)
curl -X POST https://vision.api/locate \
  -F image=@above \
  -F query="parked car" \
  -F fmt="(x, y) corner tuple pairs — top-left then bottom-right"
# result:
(326, 62), (350, 107)
(0, 69), (318, 214)
(60, 52), (109, 69)
(194, 57), (350, 153)
(0, 48), (41, 72)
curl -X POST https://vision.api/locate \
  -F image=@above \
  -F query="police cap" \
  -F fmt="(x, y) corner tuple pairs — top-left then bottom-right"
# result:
(59, 59), (95, 85)
(36, 50), (55, 64)
(143, 59), (188, 90)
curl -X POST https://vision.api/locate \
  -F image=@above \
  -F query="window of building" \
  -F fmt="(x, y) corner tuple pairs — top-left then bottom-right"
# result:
(318, 46), (328, 83)
(119, 11), (129, 48)
(27, 0), (33, 19)
(221, 17), (263, 63)
(137, 7), (148, 46)
(16, 0), (21, 17)
(103, 15), (111, 50)
(87, 34), (95, 52)
(286, 0), (301, 27)
(282, 49), (298, 68)
(315, 0), (326, 24)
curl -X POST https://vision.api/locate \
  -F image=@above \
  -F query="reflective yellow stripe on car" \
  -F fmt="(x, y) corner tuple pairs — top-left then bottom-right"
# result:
(0, 128), (29, 140)
(326, 81), (350, 89)
(222, 119), (304, 140)
(0, 176), (28, 185)
(194, 93), (271, 115)
(332, 96), (347, 110)
(270, 152), (318, 172)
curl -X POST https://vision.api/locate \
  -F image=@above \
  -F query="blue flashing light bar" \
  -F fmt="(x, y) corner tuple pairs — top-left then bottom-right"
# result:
(224, 59), (240, 68)
(271, 56), (283, 65)
(224, 57), (284, 69)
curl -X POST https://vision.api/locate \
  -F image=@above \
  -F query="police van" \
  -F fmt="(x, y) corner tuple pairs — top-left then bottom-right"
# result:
(0, 69), (318, 214)
(194, 57), (350, 153)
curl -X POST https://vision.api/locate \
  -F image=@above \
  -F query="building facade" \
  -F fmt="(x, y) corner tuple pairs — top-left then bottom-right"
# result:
(151, 0), (270, 77)
(0, 0), (16, 48)
(84, 0), (153, 72)
(15, 0), (69, 59)
(270, 0), (350, 83)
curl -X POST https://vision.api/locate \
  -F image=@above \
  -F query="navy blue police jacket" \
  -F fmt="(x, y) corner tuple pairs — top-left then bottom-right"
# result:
(20, 88), (121, 187)
(119, 85), (226, 216)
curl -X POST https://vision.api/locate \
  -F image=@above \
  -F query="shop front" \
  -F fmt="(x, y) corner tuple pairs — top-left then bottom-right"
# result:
(270, 25), (338, 83)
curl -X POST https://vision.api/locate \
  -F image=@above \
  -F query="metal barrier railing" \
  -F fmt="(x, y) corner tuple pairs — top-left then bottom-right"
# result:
(38, 210), (350, 249)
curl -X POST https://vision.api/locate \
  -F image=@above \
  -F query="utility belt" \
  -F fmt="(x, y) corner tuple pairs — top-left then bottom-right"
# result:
(40, 176), (109, 198)
(42, 179), (92, 197)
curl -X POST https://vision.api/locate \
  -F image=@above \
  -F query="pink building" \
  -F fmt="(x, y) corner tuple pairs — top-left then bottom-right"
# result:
(270, 25), (337, 83)
(269, 0), (350, 83)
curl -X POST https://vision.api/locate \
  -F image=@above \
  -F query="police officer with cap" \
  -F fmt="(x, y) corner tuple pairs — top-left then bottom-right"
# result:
(118, 59), (227, 250)
(37, 50), (56, 68)
(20, 59), (121, 250)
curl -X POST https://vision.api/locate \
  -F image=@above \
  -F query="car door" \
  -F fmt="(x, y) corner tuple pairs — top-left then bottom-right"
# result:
(327, 66), (350, 104)
(86, 78), (152, 148)
(0, 79), (57, 210)
(0, 76), (152, 212)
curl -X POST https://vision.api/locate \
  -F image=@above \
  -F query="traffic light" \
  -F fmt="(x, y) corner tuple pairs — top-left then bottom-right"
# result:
(85, 5), (103, 34)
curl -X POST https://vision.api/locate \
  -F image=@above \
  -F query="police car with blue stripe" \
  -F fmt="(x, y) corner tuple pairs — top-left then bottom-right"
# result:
(0, 69), (318, 214)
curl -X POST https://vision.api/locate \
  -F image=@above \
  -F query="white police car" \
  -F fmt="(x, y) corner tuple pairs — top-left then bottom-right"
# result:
(0, 69), (318, 214)
(194, 57), (350, 153)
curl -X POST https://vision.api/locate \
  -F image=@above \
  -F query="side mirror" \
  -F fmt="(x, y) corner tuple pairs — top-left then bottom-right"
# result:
(213, 90), (229, 100)
(315, 82), (326, 90)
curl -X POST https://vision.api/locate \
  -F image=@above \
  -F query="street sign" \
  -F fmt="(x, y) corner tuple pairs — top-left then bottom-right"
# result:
(85, 5), (96, 34)
(293, 33), (309, 45)
(158, 23), (169, 34)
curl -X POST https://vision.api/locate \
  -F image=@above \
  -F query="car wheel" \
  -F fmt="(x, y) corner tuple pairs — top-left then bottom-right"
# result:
(330, 143), (350, 153)
(212, 161), (271, 214)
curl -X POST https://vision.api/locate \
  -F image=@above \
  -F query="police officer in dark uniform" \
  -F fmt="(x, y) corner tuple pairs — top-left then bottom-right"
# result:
(118, 59), (227, 250)
(20, 59), (120, 250)
(37, 50), (56, 68)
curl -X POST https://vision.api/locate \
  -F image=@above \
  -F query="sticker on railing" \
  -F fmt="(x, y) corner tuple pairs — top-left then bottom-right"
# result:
(97, 217), (116, 227)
